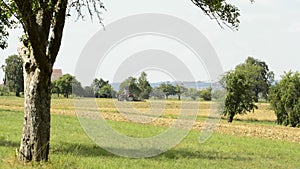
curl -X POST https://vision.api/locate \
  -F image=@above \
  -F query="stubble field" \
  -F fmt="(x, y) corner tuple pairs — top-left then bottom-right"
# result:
(0, 96), (299, 168)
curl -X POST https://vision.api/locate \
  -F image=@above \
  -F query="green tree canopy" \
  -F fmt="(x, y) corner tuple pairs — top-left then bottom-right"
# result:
(269, 71), (300, 127)
(200, 87), (212, 101)
(99, 84), (115, 98)
(137, 72), (152, 99)
(2, 54), (24, 97)
(150, 87), (165, 99)
(53, 74), (82, 98)
(175, 84), (187, 100)
(159, 83), (177, 100)
(184, 88), (199, 100)
(223, 69), (258, 122)
(222, 57), (274, 122)
(92, 78), (109, 98)
(236, 57), (274, 101)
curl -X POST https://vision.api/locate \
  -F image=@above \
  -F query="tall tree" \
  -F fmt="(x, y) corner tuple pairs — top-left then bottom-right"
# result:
(0, 0), (105, 162)
(137, 72), (152, 99)
(175, 84), (187, 100)
(92, 78), (109, 98)
(223, 57), (274, 122)
(0, 0), (246, 162)
(223, 69), (258, 122)
(2, 54), (24, 96)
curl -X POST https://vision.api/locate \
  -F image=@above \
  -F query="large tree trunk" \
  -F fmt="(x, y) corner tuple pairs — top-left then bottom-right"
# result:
(18, 44), (52, 162)
(228, 114), (234, 123)
(12, 0), (67, 163)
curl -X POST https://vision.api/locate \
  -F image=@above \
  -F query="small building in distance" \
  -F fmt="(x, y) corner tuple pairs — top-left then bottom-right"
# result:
(51, 69), (63, 81)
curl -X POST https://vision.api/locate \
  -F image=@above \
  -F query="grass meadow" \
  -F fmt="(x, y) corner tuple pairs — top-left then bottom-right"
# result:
(0, 96), (300, 168)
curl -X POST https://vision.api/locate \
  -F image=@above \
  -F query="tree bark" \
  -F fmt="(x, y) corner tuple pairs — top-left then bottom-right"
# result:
(12, 0), (70, 162)
(18, 44), (52, 162)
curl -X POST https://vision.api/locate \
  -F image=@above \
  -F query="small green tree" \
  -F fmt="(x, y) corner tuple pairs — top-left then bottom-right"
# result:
(200, 87), (212, 101)
(83, 86), (95, 97)
(175, 84), (187, 100)
(2, 54), (24, 97)
(53, 74), (82, 98)
(184, 88), (199, 100)
(159, 83), (177, 100)
(92, 78), (109, 98)
(150, 87), (165, 99)
(98, 84), (115, 98)
(269, 71), (300, 127)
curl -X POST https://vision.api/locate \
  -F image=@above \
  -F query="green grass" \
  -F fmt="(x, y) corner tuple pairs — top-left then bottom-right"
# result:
(1, 108), (300, 169)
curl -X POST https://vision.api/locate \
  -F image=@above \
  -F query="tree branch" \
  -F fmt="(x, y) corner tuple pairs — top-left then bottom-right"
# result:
(190, 0), (241, 30)
(14, 0), (49, 70)
(48, 0), (68, 65)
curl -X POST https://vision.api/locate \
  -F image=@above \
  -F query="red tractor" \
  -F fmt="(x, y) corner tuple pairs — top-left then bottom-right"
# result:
(117, 89), (134, 101)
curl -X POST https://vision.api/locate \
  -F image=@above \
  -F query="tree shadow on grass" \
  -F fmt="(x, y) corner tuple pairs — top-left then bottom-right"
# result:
(52, 142), (252, 161)
(0, 137), (19, 148)
(159, 148), (252, 161)
(51, 142), (115, 157)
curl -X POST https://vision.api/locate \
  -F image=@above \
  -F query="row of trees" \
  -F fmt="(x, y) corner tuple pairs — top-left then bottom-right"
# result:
(118, 72), (213, 101)
(3, 54), (300, 127)
(1, 57), (213, 101)
(51, 75), (116, 99)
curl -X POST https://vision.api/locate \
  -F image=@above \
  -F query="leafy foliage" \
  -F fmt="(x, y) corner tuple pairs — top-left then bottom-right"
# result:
(237, 57), (274, 101)
(52, 74), (82, 98)
(200, 87), (212, 101)
(175, 84), (187, 100)
(137, 72), (152, 99)
(223, 69), (258, 122)
(92, 78), (115, 98)
(119, 72), (152, 100)
(159, 83), (177, 99)
(269, 71), (300, 127)
(184, 88), (200, 100)
(223, 57), (273, 122)
(98, 84), (115, 98)
(191, 0), (250, 30)
(1, 54), (24, 97)
(150, 87), (165, 99)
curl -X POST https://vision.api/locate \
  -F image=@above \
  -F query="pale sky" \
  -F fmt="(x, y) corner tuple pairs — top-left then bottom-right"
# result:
(1, 0), (300, 83)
